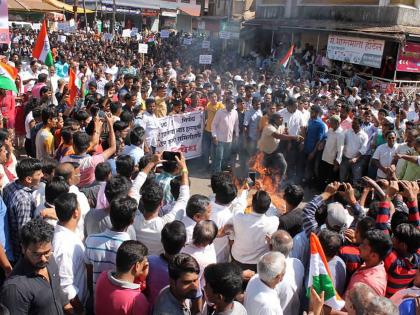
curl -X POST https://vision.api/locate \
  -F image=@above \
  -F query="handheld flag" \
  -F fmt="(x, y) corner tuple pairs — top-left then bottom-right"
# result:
(32, 20), (54, 67)
(307, 233), (345, 310)
(67, 68), (79, 106)
(277, 45), (294, 69)
(0, 62), (18, 93)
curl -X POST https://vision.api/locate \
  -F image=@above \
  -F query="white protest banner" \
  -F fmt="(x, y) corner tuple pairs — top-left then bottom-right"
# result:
(122, 29), (131, 38)
(183, 37), (192, 45)
(202, 40), (210, 49)
(138, 43), (148, 54)
(327, 34), (385, 68)
(58, 35), (66, 43)
(160, 30), (170, 38)
(219, 31), (230, 39)
(156, 112), (203, 159)
(199, 55), (212, 65)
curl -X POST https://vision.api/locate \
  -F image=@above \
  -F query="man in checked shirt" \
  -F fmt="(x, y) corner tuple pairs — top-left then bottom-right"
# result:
(3, 158), (43, 263)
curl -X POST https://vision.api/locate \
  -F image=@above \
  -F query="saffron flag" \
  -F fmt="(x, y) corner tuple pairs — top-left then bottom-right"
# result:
(67, 68), (78, 105)
(307, 233), (345, 310)
(0, 62), (18, 93)
(32, 20), (54, 67)
(278, 45), (294, 69)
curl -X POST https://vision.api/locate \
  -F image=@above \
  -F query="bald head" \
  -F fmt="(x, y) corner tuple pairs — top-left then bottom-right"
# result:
(346, 283), (376, 315)
(271, 230), (293, 257)
(55, 162), (75, 183)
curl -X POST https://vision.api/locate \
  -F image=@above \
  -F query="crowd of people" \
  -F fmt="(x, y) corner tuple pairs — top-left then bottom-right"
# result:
(0, 25), (417, 315)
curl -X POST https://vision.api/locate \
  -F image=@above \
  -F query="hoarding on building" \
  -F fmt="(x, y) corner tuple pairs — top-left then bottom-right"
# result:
(397, 42), (420, 73)
(327, 34), (385, 68)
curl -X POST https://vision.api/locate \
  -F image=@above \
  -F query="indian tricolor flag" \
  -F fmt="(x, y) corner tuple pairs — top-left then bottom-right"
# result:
(0, 62), (18, 93)
(307, 233), (345, 310)
(278, 45), (294, 69)
(32, 20), (54, 67)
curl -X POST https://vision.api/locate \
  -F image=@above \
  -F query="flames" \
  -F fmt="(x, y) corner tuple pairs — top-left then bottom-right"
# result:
(236, 152), (285, 214)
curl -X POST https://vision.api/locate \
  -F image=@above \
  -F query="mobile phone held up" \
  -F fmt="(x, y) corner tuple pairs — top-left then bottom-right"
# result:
(162, 151), (181, 162)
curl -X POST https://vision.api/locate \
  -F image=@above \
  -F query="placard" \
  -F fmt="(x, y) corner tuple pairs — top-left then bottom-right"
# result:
(327, 34), (385, 68)
(202, 40), (210, 49)
(138, 43), (148, 54)
(199, 55), (212, 64)
(131, 27), (138, 36)
(156, 112), (203, 159)
(160, 30), (170, 38)
(183, 38), (192, 45)
(58, 35), (66, 43)
(122, 29), (131, 38)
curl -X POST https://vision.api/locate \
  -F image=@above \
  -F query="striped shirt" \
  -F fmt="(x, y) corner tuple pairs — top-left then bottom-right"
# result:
(84, 229), (131, 290)
(376, 200), (420, 297)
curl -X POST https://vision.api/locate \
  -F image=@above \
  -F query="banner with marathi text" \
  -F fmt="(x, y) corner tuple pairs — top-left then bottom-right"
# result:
(0, 0), (9, 44)
(327, 34), (384, 68)
(156, 112), (203, 160)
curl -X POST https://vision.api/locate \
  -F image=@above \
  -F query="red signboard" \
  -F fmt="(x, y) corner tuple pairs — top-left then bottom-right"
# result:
(397, 42), (420, 73)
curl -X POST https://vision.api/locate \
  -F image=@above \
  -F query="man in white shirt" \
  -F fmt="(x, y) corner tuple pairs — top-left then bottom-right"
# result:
(134, 156), (189, 255)
(277, 98), (304, 136)
(372, 130), (400, 179)
(340, 117), (369, 186)
(181, 194), (212, 242)
(211, 96), (239, 173)
(53, 193), (87, 313)
(55, 163), (90, 240)
(209, 180), (238, 263)
(181, 220), (217, 287)
(136, 98), (159, 153)
(21, 60), (39, 92)
(227, 191), (279, 271)
(320, 115), (345, 187)
(121, 126), (145, 165)
(244, 252), (286, 315)
(270, 230), (304, 315)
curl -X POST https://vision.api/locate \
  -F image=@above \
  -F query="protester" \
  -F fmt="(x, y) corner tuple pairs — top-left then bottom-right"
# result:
(0, 24), (418, 315)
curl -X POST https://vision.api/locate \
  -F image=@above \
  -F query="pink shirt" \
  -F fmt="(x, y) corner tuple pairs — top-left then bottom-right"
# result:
(31, 82), (47, 100)
(340, 117), (353, 131)
(61, 153), (105, 187)
(95, 182), (109, 210)
(345, 263), (387, 297)
(95, 271), (149, 315)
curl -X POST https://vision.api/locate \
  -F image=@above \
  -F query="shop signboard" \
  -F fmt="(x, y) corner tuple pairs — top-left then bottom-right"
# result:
(396, 42), (420, 73)
(327, 34), (385, 68)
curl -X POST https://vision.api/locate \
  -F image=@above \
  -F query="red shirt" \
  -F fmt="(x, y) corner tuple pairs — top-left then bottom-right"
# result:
(0, 91), (16, 128)
(95, 271), (149, 315)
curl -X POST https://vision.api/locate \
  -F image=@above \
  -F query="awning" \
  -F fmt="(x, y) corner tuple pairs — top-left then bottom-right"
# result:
(44, 0), (94, 13)
(180, 5), (201, 17)
(9, 0), (58, 11)
(243, 18), (410, 42)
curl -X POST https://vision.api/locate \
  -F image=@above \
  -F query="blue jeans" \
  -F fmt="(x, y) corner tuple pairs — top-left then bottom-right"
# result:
(211, 141), (232, 174)
(201, 130), (213, 167)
